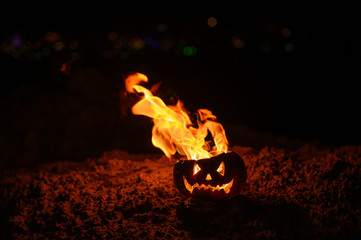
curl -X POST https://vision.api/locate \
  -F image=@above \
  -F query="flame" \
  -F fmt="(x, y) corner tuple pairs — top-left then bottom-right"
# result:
(125, 73), (228, 160)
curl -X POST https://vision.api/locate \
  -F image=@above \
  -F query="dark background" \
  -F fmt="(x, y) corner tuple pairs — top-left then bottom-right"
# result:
(1, 12), (360, 169)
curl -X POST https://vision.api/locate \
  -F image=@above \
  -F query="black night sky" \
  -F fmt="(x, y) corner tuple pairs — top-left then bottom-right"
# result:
(1, 12), (360, 169)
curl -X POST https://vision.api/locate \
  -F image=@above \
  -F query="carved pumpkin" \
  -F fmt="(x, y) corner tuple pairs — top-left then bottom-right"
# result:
(173, 152), (247, 200)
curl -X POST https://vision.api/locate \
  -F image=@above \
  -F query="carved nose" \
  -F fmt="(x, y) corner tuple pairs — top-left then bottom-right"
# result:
(206, 173), (212, 180)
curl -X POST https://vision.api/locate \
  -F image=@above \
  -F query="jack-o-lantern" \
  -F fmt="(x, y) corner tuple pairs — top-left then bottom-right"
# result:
(173, 152), (247, 200)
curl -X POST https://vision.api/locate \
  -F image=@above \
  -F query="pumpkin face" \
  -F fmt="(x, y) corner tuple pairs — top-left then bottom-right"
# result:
(173, 152), (247, 200)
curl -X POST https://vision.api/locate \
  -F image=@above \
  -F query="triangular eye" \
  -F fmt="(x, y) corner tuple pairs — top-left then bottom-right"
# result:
(193, 162), (201, 175)
(217, 161), (225, 176)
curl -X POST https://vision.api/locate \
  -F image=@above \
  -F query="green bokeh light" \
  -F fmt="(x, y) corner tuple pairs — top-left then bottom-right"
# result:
(182, 46), (197, 56)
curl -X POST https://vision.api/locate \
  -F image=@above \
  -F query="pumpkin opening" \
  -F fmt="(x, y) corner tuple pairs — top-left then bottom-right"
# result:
(183, 176), (234, 194)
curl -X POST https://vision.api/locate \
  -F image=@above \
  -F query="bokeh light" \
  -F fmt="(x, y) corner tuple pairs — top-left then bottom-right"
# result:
(11, 35), (22, 48)
(41, 47), (51, 57)
(282, 27), (291, 38)
(160, 38), (175, 51)
(54, 41), (64, 51)
(144, 36), (160, 50)
(69, 40), (79, 50)
(231, 37), (245, 48)
(183, 46), (197, 56)
(71, 51), (79, 58)
(120, 51), (129, 60)
(261, 42), (271, 53)
(207, 17), (217, 27)
(285, 43), (295, 52)
(156, 23), (167, 33)
(151, 41), (160, 49)
(10, 49), (22, 59)
(113, 40), (122, 50)
(128, 37), (145, 50)
(45, 32), (60, 42)
(108, 32), (118, 42)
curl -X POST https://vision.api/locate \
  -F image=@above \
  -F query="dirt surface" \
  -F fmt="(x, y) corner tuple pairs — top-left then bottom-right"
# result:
(1, 145), (361, 239)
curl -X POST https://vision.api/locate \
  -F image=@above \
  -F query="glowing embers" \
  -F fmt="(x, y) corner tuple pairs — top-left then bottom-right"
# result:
(183, 176), (234, 194)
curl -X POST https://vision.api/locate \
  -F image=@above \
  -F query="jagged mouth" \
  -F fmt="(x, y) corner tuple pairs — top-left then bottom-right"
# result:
(183, 176), (234, 194)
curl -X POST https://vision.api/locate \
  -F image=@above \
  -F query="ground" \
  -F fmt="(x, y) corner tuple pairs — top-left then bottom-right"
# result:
(1, 145), (361, 239)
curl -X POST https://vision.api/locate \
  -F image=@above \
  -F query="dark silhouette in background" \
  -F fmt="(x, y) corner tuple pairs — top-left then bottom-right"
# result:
(1, 14), (360, 169)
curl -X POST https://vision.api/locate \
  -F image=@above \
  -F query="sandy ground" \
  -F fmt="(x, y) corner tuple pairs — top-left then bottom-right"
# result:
(1, 145), (361, 239)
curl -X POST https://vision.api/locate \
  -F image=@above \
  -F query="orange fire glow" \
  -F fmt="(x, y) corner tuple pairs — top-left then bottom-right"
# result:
(125, 72), (229, 160)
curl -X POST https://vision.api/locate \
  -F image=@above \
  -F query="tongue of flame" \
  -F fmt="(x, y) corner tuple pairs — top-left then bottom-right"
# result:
(125, 73), (228, 160)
